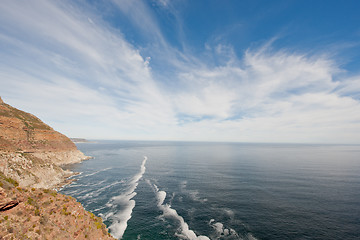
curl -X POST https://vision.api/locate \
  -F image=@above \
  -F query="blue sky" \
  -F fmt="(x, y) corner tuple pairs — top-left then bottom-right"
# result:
(1, 0), (360, 143)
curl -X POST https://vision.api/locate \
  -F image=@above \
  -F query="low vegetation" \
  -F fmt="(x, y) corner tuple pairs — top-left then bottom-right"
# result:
(0, 172), (114, 239)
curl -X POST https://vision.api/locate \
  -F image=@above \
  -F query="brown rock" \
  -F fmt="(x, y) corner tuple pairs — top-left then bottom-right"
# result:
(0, 199), (19, 211)
(0, 183), (114, 240)
(0, 98), (114, 239)
(0, 97), (77, 153)
(0, 97), (89, 188)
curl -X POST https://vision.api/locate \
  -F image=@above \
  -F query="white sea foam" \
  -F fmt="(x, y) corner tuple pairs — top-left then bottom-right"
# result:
(92, 206), (107, 212)
(87, 180), (125, 198)
(152, 183), (210, 240)
(108, 199), (136, 239)
(247, 233), (258, 240)
(69, 179), (125, 201)
(180, 180), (208, 203)
(107, 156), (148, 239)
(224, 209), (235, 218)
(78, 167), (113, 179)
(68, 171), (83, 179)
(68, 187), (94, 197)
(209, 219), (241, 239)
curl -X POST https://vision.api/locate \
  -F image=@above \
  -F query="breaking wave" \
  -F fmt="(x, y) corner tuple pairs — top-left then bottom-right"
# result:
(150, 182), (210, 240)
(209, 219), (241, 239)
(78, 167), (113, 179)
(106, 156), (148, 239)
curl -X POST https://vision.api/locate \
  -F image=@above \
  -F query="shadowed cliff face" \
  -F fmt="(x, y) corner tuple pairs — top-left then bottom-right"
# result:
(0, 97), (89, 188)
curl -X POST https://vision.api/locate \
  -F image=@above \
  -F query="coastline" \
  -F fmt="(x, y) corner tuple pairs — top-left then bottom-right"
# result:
(0, 150), (91, 190)
(0, 98), (114, 239)
(0, 173), (115, 239)
(0, 149), (116, 239)
(54, 156), (92, 191)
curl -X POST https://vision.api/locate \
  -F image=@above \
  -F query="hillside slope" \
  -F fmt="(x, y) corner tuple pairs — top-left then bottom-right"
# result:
(0, 97), (89, 188)
(0, 97), (114, 239)
(0, 173), (114, 239)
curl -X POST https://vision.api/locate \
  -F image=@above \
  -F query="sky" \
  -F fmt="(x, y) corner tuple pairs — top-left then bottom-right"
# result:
(1, 0), (360, 143)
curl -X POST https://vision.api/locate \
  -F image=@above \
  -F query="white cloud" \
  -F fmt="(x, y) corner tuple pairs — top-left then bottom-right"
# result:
(0, 0), (175, 139)
(336, 76), (360, 98)
(0, 0), (359, 143)
(111, 0), (167, 46)
(168, 46), (360, 143)
(157, 0), (170, 7)
(174, 83), (237, 119)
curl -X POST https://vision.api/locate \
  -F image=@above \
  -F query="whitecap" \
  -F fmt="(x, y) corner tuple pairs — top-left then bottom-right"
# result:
(151, 182), (210, 240)
(107, 156), (148, 239)
(78, 167), (113, 179)
(209, 219), (241, 239)
(246, 233), (258, 240)
(92, 206), (107, 212)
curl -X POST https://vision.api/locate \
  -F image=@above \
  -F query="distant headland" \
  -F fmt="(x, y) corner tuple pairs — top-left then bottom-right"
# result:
(70, 138), (92, 143)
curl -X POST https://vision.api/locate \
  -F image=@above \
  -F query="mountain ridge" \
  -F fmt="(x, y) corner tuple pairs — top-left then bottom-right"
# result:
(0, 97), (90, 188)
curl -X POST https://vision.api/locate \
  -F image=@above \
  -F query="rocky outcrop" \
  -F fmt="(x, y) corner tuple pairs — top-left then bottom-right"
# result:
(0, 97), (90, 189)
(0, 174), (114, 240)
(0, 97), (83, 153)
(0, 97), (114, 239)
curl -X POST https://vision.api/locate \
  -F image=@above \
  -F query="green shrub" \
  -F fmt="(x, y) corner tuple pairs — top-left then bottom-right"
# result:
(95, 221), (102, 229)
(0, 173), (19, 187)
(34, 208), (40, 216)
(27, 197), (34, 205)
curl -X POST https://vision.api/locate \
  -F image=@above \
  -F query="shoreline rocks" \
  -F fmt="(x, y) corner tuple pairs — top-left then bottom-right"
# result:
(0, 150), (90, 190)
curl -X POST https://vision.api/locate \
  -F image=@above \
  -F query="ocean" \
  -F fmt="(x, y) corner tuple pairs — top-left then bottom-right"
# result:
(60, 141), (360, 240)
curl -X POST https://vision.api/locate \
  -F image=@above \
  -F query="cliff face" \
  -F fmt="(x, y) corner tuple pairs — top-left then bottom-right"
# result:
(0, 97), (114, 239)
(0, 97), (89, 188)
(0, 96), (86, 159)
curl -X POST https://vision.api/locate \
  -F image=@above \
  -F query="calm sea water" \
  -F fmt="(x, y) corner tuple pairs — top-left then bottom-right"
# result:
(60, 141), (360, 240)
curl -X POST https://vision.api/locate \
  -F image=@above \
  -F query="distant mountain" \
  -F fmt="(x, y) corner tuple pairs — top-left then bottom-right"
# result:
(70, 138), (91, 143)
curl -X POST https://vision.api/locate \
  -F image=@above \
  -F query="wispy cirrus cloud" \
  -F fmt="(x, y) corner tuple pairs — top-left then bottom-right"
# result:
(0, 0), (359, 143)
(0, 0), (175, 139)
(168, 45), (360, 143)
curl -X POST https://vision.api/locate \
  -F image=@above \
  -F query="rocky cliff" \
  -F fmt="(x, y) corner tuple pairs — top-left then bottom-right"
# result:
(0, 97), (89, 188)
(0, 173), (114, 240)
(0, 97), (114, 239)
